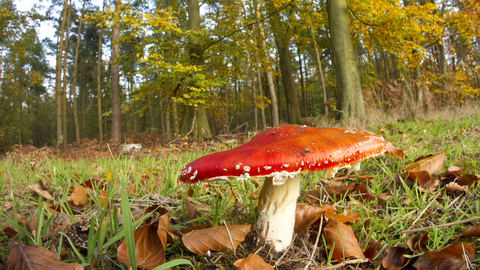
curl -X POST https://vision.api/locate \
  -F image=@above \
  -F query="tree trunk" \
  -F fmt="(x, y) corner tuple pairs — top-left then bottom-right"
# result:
(111, 0), (121, 144)
(97, 0), (105, 142)
(327, 0), (365, 121)
(265, 0), (302, 125)
(312, 31), (328, 116)
(172, 99), (179, 136)
(71, 0), (84, 142)
(252, 71), (258, 130)
(186, 0), (212, 140)
(255, 8), (278, 126)
(55, 0), (69, 148)
(296, 43), (306, 117)
(61, 1), (71, 148)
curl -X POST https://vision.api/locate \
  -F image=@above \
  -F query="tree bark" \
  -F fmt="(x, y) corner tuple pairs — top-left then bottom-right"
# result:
(186, 0), (212, 140)
(255, 8), (278, 126)
(327, 0), (365, 121)
(71, 0), (85, 142)
(111, 0), (121, 144)
(55, 0), (69, 148)
(265, 0), (302, 125)
(61, 1), (71, 148)
(97, 0), (105, 142)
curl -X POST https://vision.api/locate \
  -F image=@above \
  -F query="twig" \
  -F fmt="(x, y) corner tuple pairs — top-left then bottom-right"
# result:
(229, 122), (248, 134)
(401, 217), (480, 234)
(223, 220), (236, 259)
(313, 258), (369, 270)
(167, 115), (196, 145)
(405, 192), (441, 233)
(304, 217), (324, 270)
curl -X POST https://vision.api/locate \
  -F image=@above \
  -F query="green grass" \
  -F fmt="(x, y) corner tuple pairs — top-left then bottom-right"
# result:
(0, 105), (479, 268)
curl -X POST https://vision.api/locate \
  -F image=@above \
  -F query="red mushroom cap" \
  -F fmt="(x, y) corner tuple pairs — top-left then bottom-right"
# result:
(179, 125), (387, 184)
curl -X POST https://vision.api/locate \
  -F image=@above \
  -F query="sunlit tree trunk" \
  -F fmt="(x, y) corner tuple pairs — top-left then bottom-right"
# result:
(185, 0), (212, 140)
(327, 0), (365, 121)
(255, 8), (278, 127)
(111, 0), (121, 144)
(71, 0), (85, 142)
(265, 0), (302, 125)
(312, 30), (328, 116)
(61, 2), (71, 148)
(55, 0), (68, 148)
(97, 0), (105, 142)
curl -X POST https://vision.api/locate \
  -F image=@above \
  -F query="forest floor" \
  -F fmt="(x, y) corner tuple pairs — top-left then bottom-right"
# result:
(1, 104), (480, 270)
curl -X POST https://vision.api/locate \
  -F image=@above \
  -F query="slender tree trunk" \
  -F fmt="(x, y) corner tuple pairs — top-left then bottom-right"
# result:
(255, 9), (278, 126)
(111, 0), (122, 144)
(165, 100), (171, 137)
(97, 0), (105, 142)
(148, 94), (155, 129)
(71, 0), (85, 142)
(172, 99), (179, 135)
(296, 43), (306, 117)
(327, 0), (365, 121)
(312, 31), (328, 116)
(265, 0), (302, 125)
(61, 1), (71, 148)
(252, 71), (258, 130)
(55, 0), (68, 148)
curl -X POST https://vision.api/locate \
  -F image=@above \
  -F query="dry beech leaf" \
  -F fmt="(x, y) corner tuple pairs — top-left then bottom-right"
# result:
(382, 247), (412, 270)
(386, 142), (404, 159)
(1, 222), (17, 238)
(117, 212), (169, 270)
(460, 224), (480, 238)
(182, 224), (251, 255)
(185, 198), (199, 226)
(323, 218), (364, 260)
(402, 152), (445, 180)
(457, 174), (480, 187)
(294, 203), (332, 234)
(233, 254), (274, 270)
(412, 241), (475, 270)
(28, 182), (54, 201)
(363, 241), (380, 261)
(5, 245), (83, 270)
(68, 185), (89, 206)
(406, 232), (429, 253)
(444, 182), (468, 196)
(303, 183), (375, 204)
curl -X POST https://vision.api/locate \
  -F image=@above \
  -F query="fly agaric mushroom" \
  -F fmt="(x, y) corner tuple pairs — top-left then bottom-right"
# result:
(179, 125), (389, 251)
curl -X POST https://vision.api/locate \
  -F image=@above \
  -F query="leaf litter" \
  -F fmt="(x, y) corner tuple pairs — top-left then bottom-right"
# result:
(1, 123), (480, 269)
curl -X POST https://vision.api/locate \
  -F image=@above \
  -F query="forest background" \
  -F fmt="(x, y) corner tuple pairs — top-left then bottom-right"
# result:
(0, 0), (479, 152)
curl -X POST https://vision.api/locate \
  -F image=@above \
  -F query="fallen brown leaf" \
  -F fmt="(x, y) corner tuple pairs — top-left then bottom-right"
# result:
(28, 182), (54, 201)
(402, 152), (445, 181)
(382, 247), (412, 270)
(460, 224), (480, 238)
(117, 212), (169, 270)
(294, 203), (332, 234)
(233, 254), (274, 270)
(5, 245), (83, 270)
(386, 142), (404, 159)
(68, 185), (89, 206)
(412, 241), (475, 270)
(323, 218), (364, 260)
(182, 224), (251, 255)
(407, 232), (428, 253)
(0, 222), (17, 239)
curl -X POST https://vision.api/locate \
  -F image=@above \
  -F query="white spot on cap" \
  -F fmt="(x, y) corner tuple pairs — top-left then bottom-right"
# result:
(283, 164), (289, 168)
(187, 166), (192, 174)
(243, 166), (250, 172)
(190, 170), (198, 180)
(223, 168), (227, 171)
(264, 166), (272, 170)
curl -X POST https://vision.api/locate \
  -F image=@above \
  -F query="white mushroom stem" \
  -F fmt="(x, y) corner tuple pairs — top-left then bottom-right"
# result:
(256, 174), (301, 252)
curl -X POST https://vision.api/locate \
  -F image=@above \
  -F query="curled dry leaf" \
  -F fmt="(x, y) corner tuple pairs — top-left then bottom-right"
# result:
(182, 224), (251, 255)
(406, 232), (429, 253)
(460, 224), (480, 238)
(386, 142), (404, 159)
(402, 152), (445, 181)
(28, 182), (54, 201)
(382, 247), (412, 270)
(233, 254), (274, 270)
(5, 245), (83, 270)
(444, 182), (468, 197)
(1, 222), (17, 238)
(323, 218), (365, 260)
(117, 212), (169, 270)
(457, 174), (479, 187)
(412, 241), (475, 270)
(294, 203), (332, 234)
